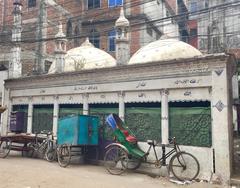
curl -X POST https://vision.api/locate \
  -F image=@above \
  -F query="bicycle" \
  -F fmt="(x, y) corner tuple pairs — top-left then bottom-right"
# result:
(104, 114), (200, 181)
(27, 131), (54, 160)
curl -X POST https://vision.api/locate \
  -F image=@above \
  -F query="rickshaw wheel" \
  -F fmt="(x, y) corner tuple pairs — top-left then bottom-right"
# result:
(104, 146), (128, 175)
(121, 155), (142, 170)
(57, 144), (71, 167)
(0, 139), (11, 158)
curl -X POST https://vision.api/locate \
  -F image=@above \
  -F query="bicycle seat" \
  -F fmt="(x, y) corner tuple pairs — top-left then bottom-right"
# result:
(147, 140), (157, 146)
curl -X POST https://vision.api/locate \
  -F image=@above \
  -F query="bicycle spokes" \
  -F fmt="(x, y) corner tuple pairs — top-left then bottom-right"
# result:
(169, 152), (200, 181)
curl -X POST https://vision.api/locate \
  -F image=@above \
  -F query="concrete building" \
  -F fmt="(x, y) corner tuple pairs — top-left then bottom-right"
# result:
(187, 0), (240, 56)
(0, 0), (179, 76)
(0, 5), (238, 185)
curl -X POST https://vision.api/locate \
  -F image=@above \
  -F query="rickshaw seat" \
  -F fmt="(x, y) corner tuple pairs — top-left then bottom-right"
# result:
(106, 114), (137, 143)
(122, 130), (137, 143)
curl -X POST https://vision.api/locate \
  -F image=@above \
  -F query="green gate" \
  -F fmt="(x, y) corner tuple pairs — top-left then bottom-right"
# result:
(169, 105), (211, 147)
(32, 105), (53, 133)
(89, 105), (118, 141)
(59, 104), (83, 119)
(125, 103), (161, 142)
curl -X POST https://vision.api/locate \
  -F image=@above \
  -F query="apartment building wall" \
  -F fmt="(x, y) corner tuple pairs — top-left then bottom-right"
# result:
(0, 0), (181, 75)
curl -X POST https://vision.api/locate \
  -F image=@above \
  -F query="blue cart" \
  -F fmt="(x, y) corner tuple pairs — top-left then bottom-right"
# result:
(57, 115), (99, 167)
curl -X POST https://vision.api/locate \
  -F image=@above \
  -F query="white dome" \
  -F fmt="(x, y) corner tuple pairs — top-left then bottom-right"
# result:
(49, 38), (116, 73)
(128, 39), (202, 64)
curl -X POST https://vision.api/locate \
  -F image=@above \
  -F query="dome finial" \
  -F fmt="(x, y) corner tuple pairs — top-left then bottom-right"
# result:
(115, 6), (129, 27)
(81, 37), (94, 47)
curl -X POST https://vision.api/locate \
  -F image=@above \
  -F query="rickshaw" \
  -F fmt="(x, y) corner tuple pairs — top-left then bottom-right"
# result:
(104, 114), (200, 181)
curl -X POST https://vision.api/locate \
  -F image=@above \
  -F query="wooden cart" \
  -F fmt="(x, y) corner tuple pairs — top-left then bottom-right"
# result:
(0, 134), (45, 158)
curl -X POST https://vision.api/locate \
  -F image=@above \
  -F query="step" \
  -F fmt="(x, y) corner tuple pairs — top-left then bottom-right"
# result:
(231, 176), (240, 186)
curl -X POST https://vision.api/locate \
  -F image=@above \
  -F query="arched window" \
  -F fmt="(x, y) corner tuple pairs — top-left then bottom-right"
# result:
(66, 20), (73, 38)
(74, 26), (80, 47)
(89, 29), (100, 48)
(108, 29), (116, 52)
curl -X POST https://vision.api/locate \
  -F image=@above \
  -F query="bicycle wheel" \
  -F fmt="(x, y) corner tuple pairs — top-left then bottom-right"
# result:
(22, 144), (34, 158)
(57, 144), (71, 167)
(169, 152), (200, 181)
(27, 142), (39, 158)
(104, 146), (128, 175)
(121, 155), (142, 170)
(0, 140), (11, 158)
(45, 144), (56, 162)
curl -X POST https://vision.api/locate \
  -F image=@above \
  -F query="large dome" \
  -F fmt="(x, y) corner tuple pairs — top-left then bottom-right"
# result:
(128, 39), (202, 64)
(49, 38), (116, 73)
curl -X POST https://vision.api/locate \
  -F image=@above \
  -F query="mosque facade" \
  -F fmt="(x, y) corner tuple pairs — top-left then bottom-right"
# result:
(0, 6), (237, 184)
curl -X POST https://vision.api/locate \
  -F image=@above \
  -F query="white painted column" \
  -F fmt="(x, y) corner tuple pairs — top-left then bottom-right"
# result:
(118, 92), (125, 121)
(83, 94), (89, 115)
(211, 68), (232, 183)
(27, 102), (33, 134)
(161, 89), (169, 145)
(7, 102), (12, 134)
(1, 88), (10, 135)
(53, 96), (59, 136)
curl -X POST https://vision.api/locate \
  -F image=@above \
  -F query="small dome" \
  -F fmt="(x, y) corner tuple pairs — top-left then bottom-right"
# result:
(49, 38), (116, 73)
(115, 7), (129, 27)
(128, 39), (203, 64)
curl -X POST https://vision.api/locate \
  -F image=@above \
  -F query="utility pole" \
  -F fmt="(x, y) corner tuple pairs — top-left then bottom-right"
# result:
(34, 0), (47, 74)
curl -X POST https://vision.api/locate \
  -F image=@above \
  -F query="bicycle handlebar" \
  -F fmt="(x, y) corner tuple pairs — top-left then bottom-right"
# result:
(168, 137), (176, 144)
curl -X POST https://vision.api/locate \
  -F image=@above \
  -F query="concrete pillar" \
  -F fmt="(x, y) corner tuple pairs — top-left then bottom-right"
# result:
(211, 67), (232, 183)
(83, 94), (89, 115)
(27, 102), (33, 134)
(118, 92), (125, 121)
(161, 89), (169, 145)
(54, 22), (67, 73)
(115, 7), (130, 65)
(53, 96), (59, 136)
(1, 88), (10, 135)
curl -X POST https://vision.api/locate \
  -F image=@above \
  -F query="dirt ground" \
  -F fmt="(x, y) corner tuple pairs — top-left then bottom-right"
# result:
(0, 152), (226, 188)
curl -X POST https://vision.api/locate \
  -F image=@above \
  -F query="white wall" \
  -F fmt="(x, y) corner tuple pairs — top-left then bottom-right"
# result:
(137, 142), (212, 180)
(0, 70), (8, 102)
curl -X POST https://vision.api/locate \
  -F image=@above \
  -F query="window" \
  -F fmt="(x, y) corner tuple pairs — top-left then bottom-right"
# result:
(108, 29), (116, 52)
(89, 29), (100, 48)
(190, 29), (197, 37)
(190, 1), (197, 12)
(108, 0), (123, 7)
(74, 26), (80, 47)
(88, 0), (100, 9)
(66, 20), (73, 38)
(28, 0), (36, 8)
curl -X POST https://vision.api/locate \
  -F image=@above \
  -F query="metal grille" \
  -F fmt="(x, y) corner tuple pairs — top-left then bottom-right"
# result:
(169, 107), (212, 147)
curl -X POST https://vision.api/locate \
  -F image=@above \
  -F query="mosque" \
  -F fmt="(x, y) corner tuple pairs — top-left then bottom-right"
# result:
(0, 7), (237, 184)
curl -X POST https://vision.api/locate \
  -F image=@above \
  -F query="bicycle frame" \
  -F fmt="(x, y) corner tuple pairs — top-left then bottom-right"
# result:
(32, 132), (53, 153)
(144, 140), (181, 167)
